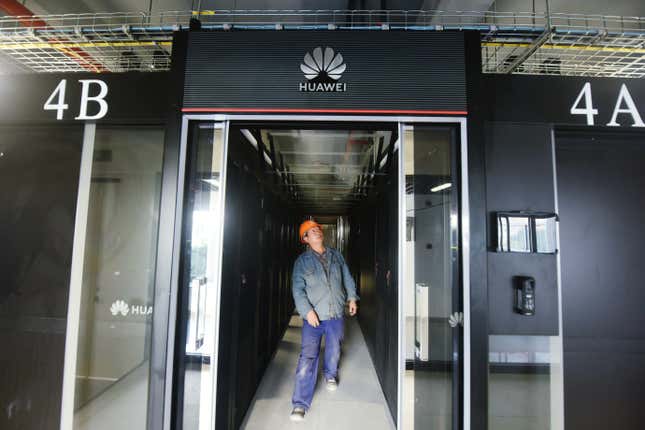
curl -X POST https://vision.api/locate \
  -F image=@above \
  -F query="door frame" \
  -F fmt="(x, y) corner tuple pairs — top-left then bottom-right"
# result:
(165, 119), (230, 430)
(400, 121), (468, 430)
(164, 114), (470, 430)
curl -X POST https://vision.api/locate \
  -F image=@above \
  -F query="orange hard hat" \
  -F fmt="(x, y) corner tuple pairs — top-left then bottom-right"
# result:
(299, 220), (322, 243)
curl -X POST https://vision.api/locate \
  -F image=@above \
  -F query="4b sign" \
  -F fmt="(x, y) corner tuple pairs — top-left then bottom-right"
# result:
(44, 79), (108, 120)
(570, 82), (644, 127)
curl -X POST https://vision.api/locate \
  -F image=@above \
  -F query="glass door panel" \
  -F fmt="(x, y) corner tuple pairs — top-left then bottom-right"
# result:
(71, 125), (165, 429)
(403, 124), (461, 430)
(174, 122), (226, 430)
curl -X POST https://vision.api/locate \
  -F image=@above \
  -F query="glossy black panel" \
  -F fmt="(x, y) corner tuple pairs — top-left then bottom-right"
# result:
(556, 131), (645, 429)
(183, 32), (466, 111)
(464, 29), (489, 430)
(485, 123), (559, 336)
(0, 125), (83, 429)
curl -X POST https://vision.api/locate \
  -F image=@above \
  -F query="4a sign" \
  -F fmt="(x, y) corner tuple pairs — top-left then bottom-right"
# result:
(570, 82), (644, 127)
(44, 79), (109, 120)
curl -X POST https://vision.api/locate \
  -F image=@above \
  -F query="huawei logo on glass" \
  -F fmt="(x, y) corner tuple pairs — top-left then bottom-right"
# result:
(110, 300), (130, 316)
(299, 47), (347, 92)
(109, 299), (153, 317)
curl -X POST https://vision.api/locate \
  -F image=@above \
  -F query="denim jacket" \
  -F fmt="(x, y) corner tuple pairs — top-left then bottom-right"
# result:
(292, 247), (359, 321)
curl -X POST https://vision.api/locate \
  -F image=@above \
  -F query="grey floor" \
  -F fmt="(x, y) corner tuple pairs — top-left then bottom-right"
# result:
(240, 315), (396, 430)
(74, 361), (148, 430)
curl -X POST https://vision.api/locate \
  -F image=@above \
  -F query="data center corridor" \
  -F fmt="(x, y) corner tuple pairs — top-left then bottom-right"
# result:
(174, 121), (400, 430)
(240, 315), (395, 430)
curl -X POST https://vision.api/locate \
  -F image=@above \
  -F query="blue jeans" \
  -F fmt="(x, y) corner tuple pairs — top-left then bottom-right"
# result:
(292, 317), (344, 410)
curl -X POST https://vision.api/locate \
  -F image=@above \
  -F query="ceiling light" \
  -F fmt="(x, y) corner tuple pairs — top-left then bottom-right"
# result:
(379, 154), (388, 169)
(241, 129), (258, 150)
(202, 178), (220, 188)
(431, 182), (452, 192)
(241, 129), (273, 166)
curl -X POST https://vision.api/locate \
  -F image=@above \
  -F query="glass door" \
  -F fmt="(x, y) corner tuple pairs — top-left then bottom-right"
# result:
(402, 124), (462, 430)
(58, 125), (166, 430)
(173, 121), (227, 430)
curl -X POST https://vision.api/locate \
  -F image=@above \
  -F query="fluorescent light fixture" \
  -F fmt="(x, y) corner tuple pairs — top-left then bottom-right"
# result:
(241, 129), (258, 150)
(202, 178), (220, 188)
(379, 154), (388, 169)
(431, 182), (452, 192)
(241, 128), (272, 166)
(263, 153), (273, 166)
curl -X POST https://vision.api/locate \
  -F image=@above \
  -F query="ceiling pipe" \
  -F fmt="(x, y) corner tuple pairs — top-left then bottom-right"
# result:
(0, 0), (107, 72)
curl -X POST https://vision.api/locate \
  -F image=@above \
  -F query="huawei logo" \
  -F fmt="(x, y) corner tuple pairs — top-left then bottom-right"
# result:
(299, 47), (347, 92)
(110, 300), (130, 316)
(109, 299), (153, 317)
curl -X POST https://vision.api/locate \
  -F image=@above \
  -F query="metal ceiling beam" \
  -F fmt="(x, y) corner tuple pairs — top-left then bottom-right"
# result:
(503, 27), (553, 73)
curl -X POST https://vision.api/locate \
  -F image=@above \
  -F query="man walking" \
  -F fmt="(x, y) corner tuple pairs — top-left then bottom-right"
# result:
(290, 219), (359, 421)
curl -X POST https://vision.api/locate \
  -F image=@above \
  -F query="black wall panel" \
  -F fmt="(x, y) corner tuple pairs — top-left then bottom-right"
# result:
(556, 131), (645, 430)
(464, 30), (489, 430)
(485, 123), (559, 336)
(0, 125), (83, 430)
(487, 253), (559, 335)
(468, 74), (645, 429)
(485, 123), (556, 213)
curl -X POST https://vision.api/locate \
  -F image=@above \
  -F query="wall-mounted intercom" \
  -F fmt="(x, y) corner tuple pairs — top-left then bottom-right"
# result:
(514, 276), (536, 316)
(495, 211), (558, 254)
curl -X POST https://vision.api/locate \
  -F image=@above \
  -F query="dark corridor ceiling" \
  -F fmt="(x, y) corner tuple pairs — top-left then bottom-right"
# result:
(239, 126), (396, 214)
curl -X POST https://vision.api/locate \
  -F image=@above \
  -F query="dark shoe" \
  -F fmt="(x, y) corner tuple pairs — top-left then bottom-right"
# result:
(290, 407), (306, 421)
(325, 377), (338, 391)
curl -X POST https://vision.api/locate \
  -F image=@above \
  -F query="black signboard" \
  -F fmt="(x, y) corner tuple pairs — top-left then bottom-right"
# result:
(180, 31), (467, 115)
(480, 74), (645, 128)
(0, 72), (171, 124)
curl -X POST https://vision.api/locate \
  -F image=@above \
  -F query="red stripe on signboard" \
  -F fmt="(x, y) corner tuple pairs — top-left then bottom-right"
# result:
(181, 107), (468, 115)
